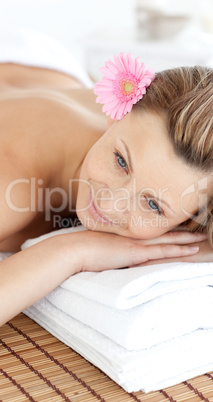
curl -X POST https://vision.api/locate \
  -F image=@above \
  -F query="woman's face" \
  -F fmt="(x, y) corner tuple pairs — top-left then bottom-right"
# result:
(76, 111), (211, 239)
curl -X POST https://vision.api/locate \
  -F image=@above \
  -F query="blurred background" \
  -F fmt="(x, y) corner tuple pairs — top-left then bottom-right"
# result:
(0, 0), (212, 80)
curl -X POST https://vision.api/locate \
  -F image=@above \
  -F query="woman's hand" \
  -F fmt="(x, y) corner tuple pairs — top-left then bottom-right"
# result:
(72, 230), (205, 272)
(131, 231), (212, 266)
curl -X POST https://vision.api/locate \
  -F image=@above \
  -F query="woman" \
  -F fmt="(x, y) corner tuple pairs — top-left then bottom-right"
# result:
(0, 27), (212, 326)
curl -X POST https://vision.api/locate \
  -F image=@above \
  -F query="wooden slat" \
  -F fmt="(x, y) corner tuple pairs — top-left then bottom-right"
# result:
(0, 313), (213, 402)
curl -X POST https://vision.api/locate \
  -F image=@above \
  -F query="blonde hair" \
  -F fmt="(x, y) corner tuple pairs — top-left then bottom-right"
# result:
(133, 66), (213, 243)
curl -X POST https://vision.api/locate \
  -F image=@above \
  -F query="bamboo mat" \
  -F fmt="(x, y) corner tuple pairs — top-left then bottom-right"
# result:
(0, 313), (213, 402)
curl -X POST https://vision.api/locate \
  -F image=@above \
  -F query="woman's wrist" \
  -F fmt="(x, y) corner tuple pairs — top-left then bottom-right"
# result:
(48, 232), (83, 276)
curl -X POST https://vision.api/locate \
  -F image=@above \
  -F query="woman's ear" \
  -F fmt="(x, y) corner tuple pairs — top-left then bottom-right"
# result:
(107, 117), (115, 130)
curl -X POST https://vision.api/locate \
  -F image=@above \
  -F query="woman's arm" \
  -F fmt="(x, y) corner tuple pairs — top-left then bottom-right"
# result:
(0, 230), (201, 326)
(0, 234), (79, 326)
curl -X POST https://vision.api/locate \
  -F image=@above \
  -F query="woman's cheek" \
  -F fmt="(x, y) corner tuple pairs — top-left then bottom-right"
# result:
(127, 209), (171, 239)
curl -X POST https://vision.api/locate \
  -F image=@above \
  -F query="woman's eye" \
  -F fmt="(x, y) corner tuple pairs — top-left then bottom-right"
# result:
(147, 198), (162, 215)
(114, 152), (128, 173)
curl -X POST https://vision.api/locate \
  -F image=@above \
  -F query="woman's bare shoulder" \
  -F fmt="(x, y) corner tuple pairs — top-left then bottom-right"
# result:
(0, 90), (73, 247)
(0, 63), (84, 90)
(0, 93), (52, 174)
(0, 87), (106, 244)
(0, 86), (106, 182)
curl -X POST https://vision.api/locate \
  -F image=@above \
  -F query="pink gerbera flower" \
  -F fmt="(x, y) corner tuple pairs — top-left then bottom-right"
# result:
(94, 53), (155, 120)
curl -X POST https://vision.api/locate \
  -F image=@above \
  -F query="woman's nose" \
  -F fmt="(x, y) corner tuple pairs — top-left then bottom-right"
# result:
(96, 188), (131, 214)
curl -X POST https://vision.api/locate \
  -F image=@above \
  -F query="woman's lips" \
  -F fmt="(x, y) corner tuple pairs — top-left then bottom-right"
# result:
(88, 192), (112, 224)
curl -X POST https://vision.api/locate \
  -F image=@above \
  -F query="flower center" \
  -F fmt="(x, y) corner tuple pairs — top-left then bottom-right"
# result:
(120, 79), (135, 96)
(113, 72), (139, 100)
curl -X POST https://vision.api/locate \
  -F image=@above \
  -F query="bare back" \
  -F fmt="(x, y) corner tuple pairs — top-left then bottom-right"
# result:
(0, 63), (107, 251)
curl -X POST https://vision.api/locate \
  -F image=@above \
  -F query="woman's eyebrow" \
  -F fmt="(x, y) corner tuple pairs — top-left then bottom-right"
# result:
(120, 139), (133, 172)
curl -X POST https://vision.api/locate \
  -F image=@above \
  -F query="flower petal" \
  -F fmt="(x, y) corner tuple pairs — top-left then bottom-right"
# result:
(135, 62), (146, 80)
(128, 54), (136, 75)
(120, 53), (130, 72)
(100, 66), (116, 80)
(110, 106), (120, 120)
(122, 103), (130, 117)
(94, 53), (155, 120)
(97, 94), (117, 104)
(102, 98), (119, 114)
(114, 53), (126, 72)
(126, 99), (134, 113)
(105, 59), (120, 75)
(95, 79), (114, 88)
(115, 101), (127, 120)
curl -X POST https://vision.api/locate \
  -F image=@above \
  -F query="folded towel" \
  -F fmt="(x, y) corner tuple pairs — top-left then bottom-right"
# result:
(22, 226), (213, 309)
(45, 285), (213, 350)
(22, 226), (213, 392)
(24, 298), (213, 393)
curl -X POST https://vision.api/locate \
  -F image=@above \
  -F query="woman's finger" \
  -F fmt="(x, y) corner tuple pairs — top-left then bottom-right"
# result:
(140, 243), (199, 263)
(140, 231), (207, 246)
(132, 238), (213, 267)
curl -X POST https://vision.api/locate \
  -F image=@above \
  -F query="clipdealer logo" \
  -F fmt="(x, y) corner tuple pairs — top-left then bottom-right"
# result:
(4, 176), (210, 227)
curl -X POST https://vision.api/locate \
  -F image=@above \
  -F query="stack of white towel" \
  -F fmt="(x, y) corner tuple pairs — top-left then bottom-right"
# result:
(21, 226), (213, 393)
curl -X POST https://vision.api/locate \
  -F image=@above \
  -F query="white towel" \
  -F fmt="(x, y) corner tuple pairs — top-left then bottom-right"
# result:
(22, 226), (213, 392)
(24, 298), (213, 393)
(22, 226), (213, 309)
(0, 252), (14, 263)
(45, 285), (213, 350)
(0, 24), (93, 88)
